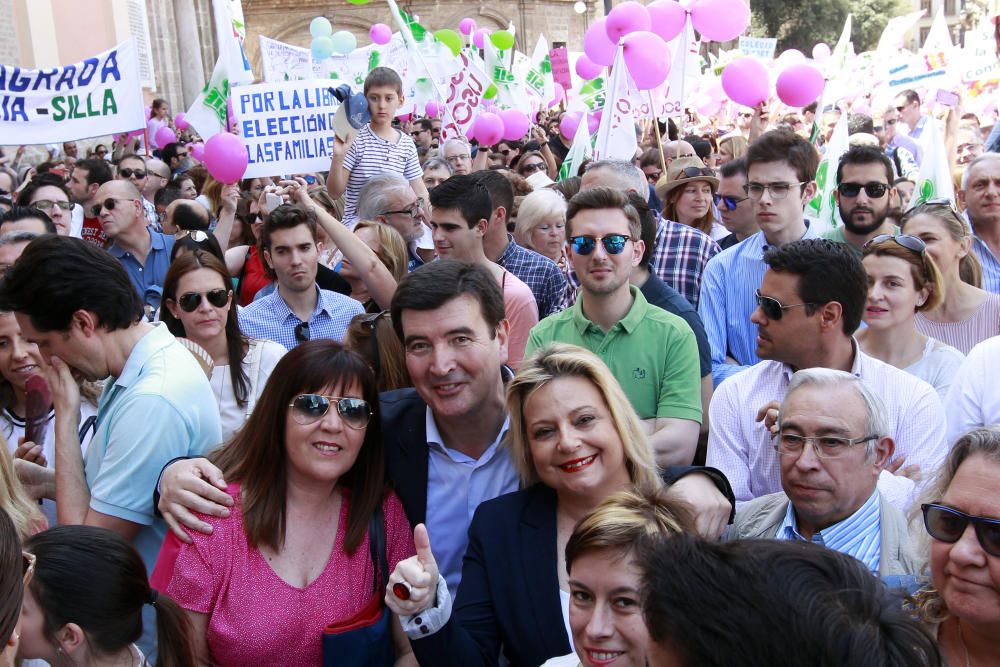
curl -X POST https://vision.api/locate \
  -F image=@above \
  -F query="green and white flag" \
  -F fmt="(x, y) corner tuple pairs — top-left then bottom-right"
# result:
(186, 55), (231, 140)
(522, 34), (554, 102)
(805, 111), (849, 233)
(812, 15), (852, 143)
(558, 112), (593, 181)
(593, 43), (638, 162)
(909, 118), (954, 208)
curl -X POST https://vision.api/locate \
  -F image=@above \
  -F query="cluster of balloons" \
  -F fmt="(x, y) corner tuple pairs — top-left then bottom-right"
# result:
(310, 17), (357, 59)
(468, 108), (532, 146)
(721, 48), (824, 109)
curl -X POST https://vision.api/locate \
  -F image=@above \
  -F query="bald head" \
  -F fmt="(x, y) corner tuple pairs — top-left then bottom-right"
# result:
(163, 198), (210, 235)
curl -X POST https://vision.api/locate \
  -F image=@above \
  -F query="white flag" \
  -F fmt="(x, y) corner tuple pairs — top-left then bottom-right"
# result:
(212, 0), (253, 85)
(659, 17), (700, 118)
(186, 56), (230, 140)
(593, 43), (638, 162)
(805, 112), (849, 233)
(558, 110), (594, 181)
(909, 118), (954, 208)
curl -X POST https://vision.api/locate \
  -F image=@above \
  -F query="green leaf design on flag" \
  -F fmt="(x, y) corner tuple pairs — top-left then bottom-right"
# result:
(400, 11), (427, 42)
(806, 160), (828, 215)
(368, 51), (380, 72)
(541, 55), (552, 74)
(918, 179), (935, 201)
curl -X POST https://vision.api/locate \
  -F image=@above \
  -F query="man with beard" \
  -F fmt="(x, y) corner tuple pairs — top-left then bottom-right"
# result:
(822, 146), (897, 257)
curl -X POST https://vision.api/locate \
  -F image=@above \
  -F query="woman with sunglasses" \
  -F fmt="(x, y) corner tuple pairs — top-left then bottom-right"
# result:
(151, 341), (416, 666)
(901, 201), (1000, 354)
(18, 525), (196, 667)
(516, 151), (550, 181)
(344, 311), (411, 392)
(857, 235), (964, 398)
(910, 426), (1000, 666)
(656, 157), (728, 241)
(161, 251), (286, 443)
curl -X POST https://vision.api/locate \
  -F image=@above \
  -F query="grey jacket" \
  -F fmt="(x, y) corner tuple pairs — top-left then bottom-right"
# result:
(728, 492), (921, 577)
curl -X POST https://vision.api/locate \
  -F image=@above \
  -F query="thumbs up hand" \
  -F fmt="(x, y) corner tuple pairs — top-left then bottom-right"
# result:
(385, 523), (441, 616)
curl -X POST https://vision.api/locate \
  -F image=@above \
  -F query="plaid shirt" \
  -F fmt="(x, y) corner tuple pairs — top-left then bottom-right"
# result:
(649, 215), (720, 309)
(496, 235), (570, 318)
(238, 284), (364, 350)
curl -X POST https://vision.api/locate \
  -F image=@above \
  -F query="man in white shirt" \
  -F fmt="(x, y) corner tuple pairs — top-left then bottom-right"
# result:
(944, 335), (1000, 445)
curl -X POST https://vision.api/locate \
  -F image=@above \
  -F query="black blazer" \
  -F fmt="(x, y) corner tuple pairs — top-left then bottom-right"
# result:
(380, 387), (433, 528)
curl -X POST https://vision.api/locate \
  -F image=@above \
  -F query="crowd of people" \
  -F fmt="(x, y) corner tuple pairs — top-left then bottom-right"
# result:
(0, 60), (999, 667)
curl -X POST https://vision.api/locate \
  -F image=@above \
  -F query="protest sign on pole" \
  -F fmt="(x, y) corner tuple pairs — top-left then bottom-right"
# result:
(259, 36), (314, 82)
(738, 37), (777, 60)
(909, 118), (954, 208)
(440, 52), (491, 141)
(549, 47), (572, 92)
(0, 40), (145, 144)
(232, 79), (344, 178)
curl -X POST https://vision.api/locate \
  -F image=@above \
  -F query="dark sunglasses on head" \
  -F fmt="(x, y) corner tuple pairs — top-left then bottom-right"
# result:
(175, 229), (210, 242)
(568, 234), (632, 255)
(519, 162), (547, 176)
(678, 166), (714, 179)
(714, 193), (749, 210)
(88, 197), (136, 217)
(294, 321), (310, 342)
(837, 182), (889, 198)
(288, 394), (372, 429)
(119, 167), (146, 179)
(755, 288), (815, 320)
(863, 233), (926, 254)
(922, 502), (1000, 557)
(177, 289), (229, 312)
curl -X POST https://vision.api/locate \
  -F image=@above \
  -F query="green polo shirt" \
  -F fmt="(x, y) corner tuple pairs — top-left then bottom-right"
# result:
(525, 286), (702, 423)
(820, 225), (900, 258)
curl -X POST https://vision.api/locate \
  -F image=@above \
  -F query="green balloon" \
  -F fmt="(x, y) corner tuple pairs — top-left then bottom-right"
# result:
(434, 29), (463, 56)
(490, 30), (514, 50)
(483, 83), (498, 99)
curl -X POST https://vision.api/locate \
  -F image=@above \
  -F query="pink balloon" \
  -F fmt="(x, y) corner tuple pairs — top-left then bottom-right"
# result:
(459, 18), (476, 36)
(549, 82), (566, 108)
(203, 132), (247, 185)
(587, 110), (601, 134)
(500, 109), (531, 141)
(370, 23), (392, 45)
(559, 112), (583, 140)
(154, 126), (177, 148)
(706, 78), (727, 102)
(812, 43), (831, 63)
(775, 63), (824, 108)
(721, 57), (769, 107)
(775, 49), (806, 66)
(584, 18), (617, 67)
(646, 0), (687, 42)
(424, 101), (439, 118)
(623, 31), (672, 90)
(144, 105), (151, 119)
(606, 2), (651, 42)
(189, 142), (205, 162)
(473, 112), (504, 146)
(398, 113), (412, 123)
(173, 112), (189, 131)
(575, 55), (603, 81)
(690, 0), (750, 42)
(473, 28), (490, 49)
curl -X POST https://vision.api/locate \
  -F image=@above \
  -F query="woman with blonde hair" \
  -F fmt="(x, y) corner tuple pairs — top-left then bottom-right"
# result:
(514, 189), (569, 270)
(901, 201), (1000, 353)
(339, 221), (408, 312)
(0, 446), (44, 540)
(717, 135), (748, 165)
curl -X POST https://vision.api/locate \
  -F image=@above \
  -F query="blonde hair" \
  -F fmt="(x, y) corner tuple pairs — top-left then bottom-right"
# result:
(506, 343), (659, 489)
(862, 237), (945, 312)
(352, 220), (408, 283)
(719, 135), (748, 160)
(0, 445), (45, 540)
(902, 203), (984, 288)
(514, 189), (567, 251)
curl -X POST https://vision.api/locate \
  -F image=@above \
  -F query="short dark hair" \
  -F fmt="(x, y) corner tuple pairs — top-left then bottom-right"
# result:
(18, 173), (70, 206)
(260, 203), (318, 251)
(73, 158), (113, 186)
(683, 135), (712, 162)
(638, 535), (942, 667)
(763, 239), (866, 335)
(745, 130), (819, 185)
(719, 157), (747, 180)
(0, 235), (143, 332)
(117, 153), (146, 168)
(160, 142), (183, 166)
(170, 200), (210, 232)
(0, 206), (56, 234)
(565, 186), (641, 240)
(627, 191), (655, 267)
(391, 260), (505, 341)
(836, 144), (894, 186)
(428, 174), (491, 229)
(415, 117), (433, 132)
(847, 114), (875, 136)
(472, 170), (514, 223)
(154, 185), (182, 210)
(364, 66), (403, 96)
(897, 89), (920, 105)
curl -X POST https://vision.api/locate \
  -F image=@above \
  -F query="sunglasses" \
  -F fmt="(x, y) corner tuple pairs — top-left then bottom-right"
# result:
(645, 171), (662, 183)
(294, 321), (310, 343)
(176, 289), (229, 312)
(568, 234), (632, 255)
(837, 182), (889, 198)
(922, 503), (1000, 557)
(519, 162), (547, 176)
(288, 394), (372, 429)
(119, 167), (146, 179)
(175, 229), (211, 242)
(382, 198), (424, 218)
(88, 197), (137, 217)
(863, 233), (926, 253)
(714, 194), (749, 210)
(32, 199), (73, 212)
(677, 166), (714, 179)
(755, 288), (816, 320)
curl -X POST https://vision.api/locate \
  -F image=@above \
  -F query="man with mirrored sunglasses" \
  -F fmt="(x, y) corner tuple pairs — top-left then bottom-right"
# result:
(821, 145), (898, 257)
(729, 368), (921, 578)
(715, 158), (757, 250)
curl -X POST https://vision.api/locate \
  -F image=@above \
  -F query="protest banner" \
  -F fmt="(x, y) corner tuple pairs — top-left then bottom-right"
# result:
(738, 37), (777, 60)
(440, 52), (491, 140)
(260, 36), (314, 82)
(0, 40), (145, 144)
(549, 47), (572, 92)
(232, 78), (344, 178)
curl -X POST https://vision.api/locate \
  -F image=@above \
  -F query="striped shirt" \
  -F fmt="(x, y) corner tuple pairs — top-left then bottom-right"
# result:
(649, 214), (721, 309)
(698, 224), (820, 387)
(778, 490), (882, 574)
(916, 293), (1000, 355)
(238, 285), (364, 350)
(342, 124), (422, 226)
(971, 235), (1000, 296)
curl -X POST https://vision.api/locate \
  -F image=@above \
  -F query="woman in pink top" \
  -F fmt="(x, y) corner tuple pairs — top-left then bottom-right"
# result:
(151, 341), (416, 666)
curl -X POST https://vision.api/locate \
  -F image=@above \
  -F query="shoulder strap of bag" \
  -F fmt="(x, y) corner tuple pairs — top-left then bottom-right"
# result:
(368, 501), (389, 594)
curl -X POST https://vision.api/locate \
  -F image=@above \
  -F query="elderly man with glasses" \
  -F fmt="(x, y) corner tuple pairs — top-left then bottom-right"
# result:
(442, 138), (474, 175)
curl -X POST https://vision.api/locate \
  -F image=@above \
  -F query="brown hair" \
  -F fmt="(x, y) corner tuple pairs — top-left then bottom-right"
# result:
(212, 341), (385, 554)
(345, 311), (411, 391)
(746, 130), (819, 184)
(353, 220), (408, 283)
(665, 180), (717, 236)
(0, 508), (21, 647)
(565, 186), (641, 239)
(861, 238), (944, 312)
(364, 66), (403, 96)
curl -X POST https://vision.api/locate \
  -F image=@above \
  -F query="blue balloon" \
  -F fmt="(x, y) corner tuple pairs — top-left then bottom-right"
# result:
(311, 35), (335, 60)
(310, 17), (333, 38)
(330, 30), (358, 55)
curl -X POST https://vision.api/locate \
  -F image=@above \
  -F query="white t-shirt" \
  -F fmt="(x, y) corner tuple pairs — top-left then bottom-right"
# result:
(209, 338), (286, 443)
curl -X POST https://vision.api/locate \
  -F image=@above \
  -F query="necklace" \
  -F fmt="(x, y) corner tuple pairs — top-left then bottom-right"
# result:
(957, 619), (971, 667)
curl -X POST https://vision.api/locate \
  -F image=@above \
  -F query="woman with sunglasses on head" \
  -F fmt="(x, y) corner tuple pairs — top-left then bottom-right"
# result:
(902, 201), (1000, 354)
(910, 426), (1000, 667)
(655, 157), (728, 241)
(151, 341), (416, 666)
(344, 311), (411, 392)
(161, 251), (286, 443)
(857, 235), (964, 398)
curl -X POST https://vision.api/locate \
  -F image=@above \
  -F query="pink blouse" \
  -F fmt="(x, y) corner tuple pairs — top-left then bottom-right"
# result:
(151, 484), (414, 666)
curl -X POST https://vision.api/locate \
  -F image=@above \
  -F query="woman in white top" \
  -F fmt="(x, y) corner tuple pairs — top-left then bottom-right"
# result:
(858, 234), (964, 399)
(902, 201), (1000, 354)
(160, 250), (285, 443)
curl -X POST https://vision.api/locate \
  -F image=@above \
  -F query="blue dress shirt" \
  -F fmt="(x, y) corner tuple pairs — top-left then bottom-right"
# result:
(777, 490), (882, 574)
(238, 284), (364, 349)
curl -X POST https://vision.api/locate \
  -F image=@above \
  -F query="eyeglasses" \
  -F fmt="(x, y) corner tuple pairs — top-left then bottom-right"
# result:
(382, 198), (424, 218)
(32, 199), (73, 212)
(119, 167), (146, 179)
(772, 432), (878, 459)
(895, 105), (907, 113)
(568, 234), (632, 255)
(88, 197), (137, 217)
(738, 111), (754, 118)
(863, 233), (926, 254)
(176, 289), (229, 312)
(288, 394), (372, 429)
(837, 182), (889, 198)
(22, 550), (35, 586)
(175, 229), (211, 242)
(519, 162), (547, 176)
(755, 288), (816, 320)
(677, 166), (715, 179)
(922, 503), (1000, 557)
(714, 194), (750, 210)
(294, 321), (310, 343)
(744, 182), (806, 200)
(445, 154), (471, 164)
(645, 171), (662, 183)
